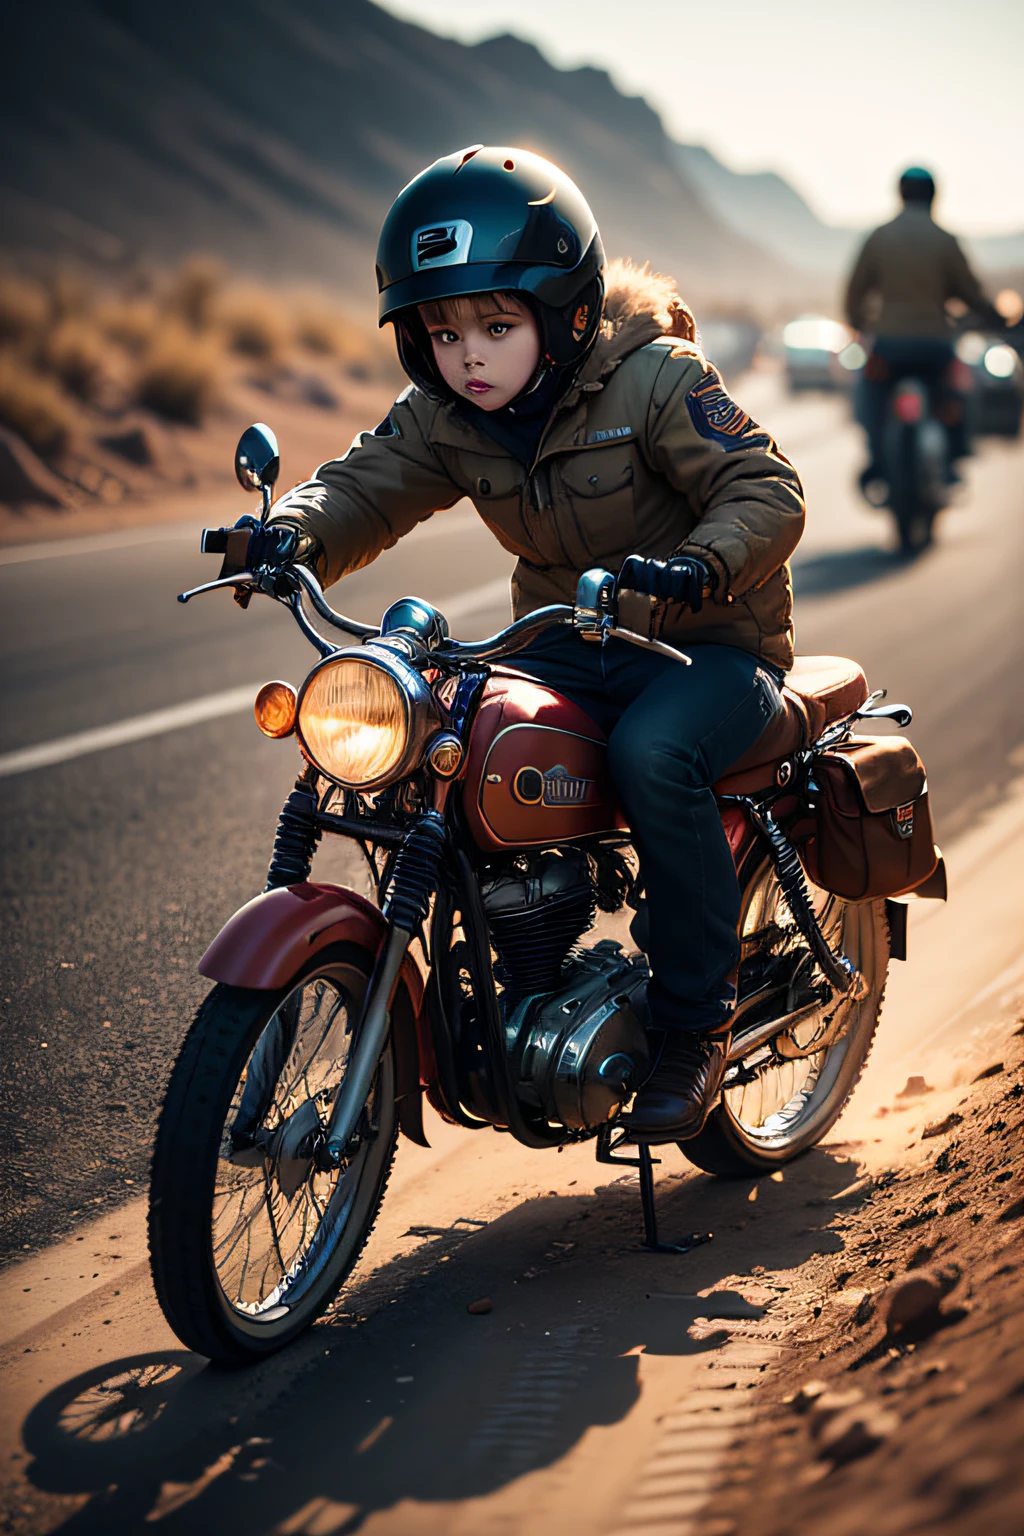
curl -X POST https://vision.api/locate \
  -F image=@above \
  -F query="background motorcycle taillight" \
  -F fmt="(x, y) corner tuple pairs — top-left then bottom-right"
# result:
(894, 390), (924, 423)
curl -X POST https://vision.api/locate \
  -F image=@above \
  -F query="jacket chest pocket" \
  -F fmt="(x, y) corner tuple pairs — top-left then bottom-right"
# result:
(553, 445), (638, 567)
(463, 458), (529, 552)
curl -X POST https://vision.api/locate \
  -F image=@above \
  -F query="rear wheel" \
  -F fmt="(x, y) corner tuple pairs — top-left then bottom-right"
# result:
(681, 858), (889, 1177)
(149, 942), (396, 1362)
(887, 417), (945, 555)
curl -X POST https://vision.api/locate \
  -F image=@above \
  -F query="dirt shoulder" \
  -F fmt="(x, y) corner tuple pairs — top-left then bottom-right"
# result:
(712, 1007), (1024, 1536)
(0, 262), (398, 548)
(0, 364), (393, 549)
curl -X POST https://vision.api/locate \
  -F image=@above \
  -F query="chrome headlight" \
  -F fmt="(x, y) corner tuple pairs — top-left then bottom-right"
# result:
(296, 648), (439, 789)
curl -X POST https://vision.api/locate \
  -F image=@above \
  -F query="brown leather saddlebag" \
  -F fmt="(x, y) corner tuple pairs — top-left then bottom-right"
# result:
(802, 735), (938, 901)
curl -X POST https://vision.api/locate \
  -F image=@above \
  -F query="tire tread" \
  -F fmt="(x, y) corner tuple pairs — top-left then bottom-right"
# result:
(148, 951), (397, 1363)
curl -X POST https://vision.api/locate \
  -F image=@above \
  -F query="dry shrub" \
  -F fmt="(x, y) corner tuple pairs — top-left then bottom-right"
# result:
(135, 323), (222, 424)
(166, 255), (224, 330)
(294, 303), (377, 376)
(0, 351), (79, 456)
(0, 275), (50, 346)
(46, 268), (92, 322)
(218, 285), (289, 361)
(40, 319), (109, 401)
(97, 296), (162, 355)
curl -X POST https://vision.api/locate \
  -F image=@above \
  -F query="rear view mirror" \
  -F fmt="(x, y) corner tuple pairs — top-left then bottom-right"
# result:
(234, 423), (280, 494)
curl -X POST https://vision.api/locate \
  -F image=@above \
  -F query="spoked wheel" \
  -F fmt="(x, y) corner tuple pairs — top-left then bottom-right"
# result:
(682, 858), (889, 1176)
(149, 942), (396, 1362)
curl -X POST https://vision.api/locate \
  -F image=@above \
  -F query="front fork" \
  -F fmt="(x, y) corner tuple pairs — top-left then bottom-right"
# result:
(322, 808), (448, 1166)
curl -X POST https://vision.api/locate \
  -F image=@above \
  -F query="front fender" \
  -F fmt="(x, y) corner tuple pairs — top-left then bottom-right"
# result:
(200, 882), (430, 1147)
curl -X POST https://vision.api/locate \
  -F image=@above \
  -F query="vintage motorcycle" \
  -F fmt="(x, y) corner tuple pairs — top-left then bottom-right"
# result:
(149, 423), (945, 1363)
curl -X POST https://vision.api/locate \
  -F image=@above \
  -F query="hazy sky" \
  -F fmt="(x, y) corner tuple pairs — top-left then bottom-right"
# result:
(377, 0), (1023, 235)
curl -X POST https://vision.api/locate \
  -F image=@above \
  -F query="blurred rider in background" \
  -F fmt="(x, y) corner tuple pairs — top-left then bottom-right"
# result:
(845, 166), (1004, 495)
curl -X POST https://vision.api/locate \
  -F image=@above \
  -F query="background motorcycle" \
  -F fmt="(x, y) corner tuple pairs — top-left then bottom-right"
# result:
(149, 423), (941, 1363)
(878, 377), (951, 555)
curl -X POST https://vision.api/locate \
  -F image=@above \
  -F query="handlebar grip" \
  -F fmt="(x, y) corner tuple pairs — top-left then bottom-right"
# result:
(201, 526), (253, 579)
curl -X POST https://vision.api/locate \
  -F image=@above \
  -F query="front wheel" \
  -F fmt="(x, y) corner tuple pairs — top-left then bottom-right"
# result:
(681, 859), (889, 1177)
(148, 942), (396, 1362)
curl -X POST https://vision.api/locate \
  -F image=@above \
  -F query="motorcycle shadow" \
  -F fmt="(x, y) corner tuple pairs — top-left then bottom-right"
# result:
(791, 544), (917, 598)
(22, 1144), (866, 1534)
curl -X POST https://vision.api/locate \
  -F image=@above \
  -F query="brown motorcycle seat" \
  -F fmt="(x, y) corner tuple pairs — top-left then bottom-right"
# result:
(715, 656), (869, 795)
(785, 655), (869, 734)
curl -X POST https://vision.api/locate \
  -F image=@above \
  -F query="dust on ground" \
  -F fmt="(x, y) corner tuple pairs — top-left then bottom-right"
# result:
(709, 1011), (1024, 1536)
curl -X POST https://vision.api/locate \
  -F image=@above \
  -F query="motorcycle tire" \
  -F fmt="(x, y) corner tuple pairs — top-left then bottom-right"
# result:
(149, 942), (396, 1363)
(680, 862), (890, 1178)
(887, 418), (942, 556)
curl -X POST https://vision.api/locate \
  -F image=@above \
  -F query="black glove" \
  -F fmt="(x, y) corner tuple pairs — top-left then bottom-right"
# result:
(241, 520), (301, 570)
(618, 554), (714, 614)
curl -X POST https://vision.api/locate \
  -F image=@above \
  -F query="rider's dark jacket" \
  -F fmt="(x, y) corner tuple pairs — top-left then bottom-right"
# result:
(270, 264), (805, 671)
(845, 205), (999, 338)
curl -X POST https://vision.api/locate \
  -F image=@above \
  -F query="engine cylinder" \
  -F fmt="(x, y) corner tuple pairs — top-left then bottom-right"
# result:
(480, 849), (595, 997)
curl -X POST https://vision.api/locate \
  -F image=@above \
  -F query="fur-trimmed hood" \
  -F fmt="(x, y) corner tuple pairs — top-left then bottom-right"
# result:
(583, 259), (698, 381)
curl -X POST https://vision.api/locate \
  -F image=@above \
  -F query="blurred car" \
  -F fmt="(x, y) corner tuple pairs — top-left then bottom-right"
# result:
(955, 331), (1023, 439)
(783, 315), (864, 392)
(695, 316), (761, 379)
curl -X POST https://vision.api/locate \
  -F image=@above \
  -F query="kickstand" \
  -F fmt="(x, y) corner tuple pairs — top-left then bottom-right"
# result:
(595, 1126), (713, 1255)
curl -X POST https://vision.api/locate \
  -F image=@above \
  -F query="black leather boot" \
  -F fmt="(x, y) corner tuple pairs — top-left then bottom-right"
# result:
(626, 1029), (729, 1142)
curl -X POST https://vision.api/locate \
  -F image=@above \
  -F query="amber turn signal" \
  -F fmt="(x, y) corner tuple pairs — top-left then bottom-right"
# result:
(254, 680), (298, 738)
(427, 732), (463, 778)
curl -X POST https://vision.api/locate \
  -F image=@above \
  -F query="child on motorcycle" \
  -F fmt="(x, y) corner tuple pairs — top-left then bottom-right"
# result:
(261, 146), (805, 1139)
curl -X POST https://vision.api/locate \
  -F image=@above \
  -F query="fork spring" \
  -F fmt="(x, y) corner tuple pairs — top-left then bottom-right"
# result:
(382, 812), (446, 932)
(265, 782), (322, 890)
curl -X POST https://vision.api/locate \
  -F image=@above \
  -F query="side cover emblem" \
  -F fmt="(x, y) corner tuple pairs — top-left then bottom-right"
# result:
(543, 765), (592, 804)
(413, 220), (473, 270)
(513, 764), (593, 806)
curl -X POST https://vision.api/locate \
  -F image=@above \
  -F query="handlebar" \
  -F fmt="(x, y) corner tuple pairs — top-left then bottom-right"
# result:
(178, 528), (692, 669)
(434, 605), (573, 662)
(289, 564), (377, 639)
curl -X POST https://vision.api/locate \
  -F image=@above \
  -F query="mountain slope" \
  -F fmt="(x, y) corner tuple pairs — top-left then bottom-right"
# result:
(672, 144), (860, 276)
(672, 143), (1022, 280)
(1, 0), (802, 310)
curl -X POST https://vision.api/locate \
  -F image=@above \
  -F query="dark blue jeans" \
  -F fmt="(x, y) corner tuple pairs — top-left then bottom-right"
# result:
(515, 630), (783, 1032)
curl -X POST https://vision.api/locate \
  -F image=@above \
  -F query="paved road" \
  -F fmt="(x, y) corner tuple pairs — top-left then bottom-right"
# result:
(0, 381), (1021, 1264)
(1, 381), (1023, 1536)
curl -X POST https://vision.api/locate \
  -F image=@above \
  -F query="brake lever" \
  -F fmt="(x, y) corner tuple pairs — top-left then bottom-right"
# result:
(177, 572), (255, 604)
(605, 624), (692, 664)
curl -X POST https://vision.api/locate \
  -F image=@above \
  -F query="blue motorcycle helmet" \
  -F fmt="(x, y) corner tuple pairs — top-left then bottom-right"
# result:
(375, 145), (606, 396)
(899, 167), (936, 206)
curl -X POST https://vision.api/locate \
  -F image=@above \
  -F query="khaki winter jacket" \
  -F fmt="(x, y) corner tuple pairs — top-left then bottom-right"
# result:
(845, 205), (999, 339)
(271, 263), (805, 670)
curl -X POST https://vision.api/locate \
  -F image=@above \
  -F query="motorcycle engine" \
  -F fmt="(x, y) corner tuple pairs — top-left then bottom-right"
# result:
(506, 941), (651, 1129)
(480, 848), (596, 998)
(480, 851), (650, 1130)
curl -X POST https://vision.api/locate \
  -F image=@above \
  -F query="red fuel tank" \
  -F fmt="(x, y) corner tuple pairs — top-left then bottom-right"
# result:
(460, 670), (623, 852)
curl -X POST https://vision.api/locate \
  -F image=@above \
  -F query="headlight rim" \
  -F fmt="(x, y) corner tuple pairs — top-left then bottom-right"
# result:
(294, 645), (439, 791)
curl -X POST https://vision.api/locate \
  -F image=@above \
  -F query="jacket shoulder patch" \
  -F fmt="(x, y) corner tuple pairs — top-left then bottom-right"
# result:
(686, 367), (774, 452)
